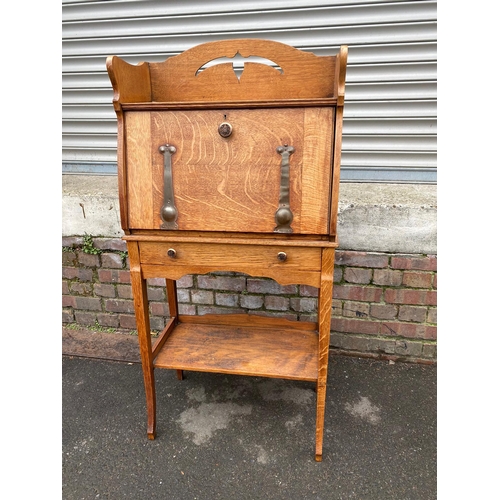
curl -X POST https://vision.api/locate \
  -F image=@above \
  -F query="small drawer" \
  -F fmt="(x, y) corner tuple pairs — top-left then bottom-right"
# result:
(139, 241), (322, 272)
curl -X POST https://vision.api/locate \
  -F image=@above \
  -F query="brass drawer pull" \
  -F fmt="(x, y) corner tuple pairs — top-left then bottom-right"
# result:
(159, 144), (178, 230)
(277, 251), (287, 262)
(167, 248), (177, 258)
(218, 121), (233, 138)
(274, 144), (295, 233)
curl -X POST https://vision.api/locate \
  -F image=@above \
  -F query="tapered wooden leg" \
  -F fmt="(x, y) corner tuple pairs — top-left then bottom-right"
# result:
(315, 380), (327, 461)
(165, 279), (184, 381)
(128, 242), (157, 439)
(315, 247), (335, 461)
(165, 279), (178, 318)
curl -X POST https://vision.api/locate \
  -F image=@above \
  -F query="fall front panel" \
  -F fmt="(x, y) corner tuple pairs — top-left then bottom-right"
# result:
(125, 107), (333, 234)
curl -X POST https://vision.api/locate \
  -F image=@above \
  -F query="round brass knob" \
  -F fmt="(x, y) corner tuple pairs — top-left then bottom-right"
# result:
(275, 207), (293, 226)
(277, 252), (287, 262)
(167, 248), (177, 258)
(218, 122), (233, 138)
(160, 204), (177, 224)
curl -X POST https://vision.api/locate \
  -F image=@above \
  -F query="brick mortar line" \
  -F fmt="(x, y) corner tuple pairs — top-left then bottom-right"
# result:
(329, 348), (436, 365)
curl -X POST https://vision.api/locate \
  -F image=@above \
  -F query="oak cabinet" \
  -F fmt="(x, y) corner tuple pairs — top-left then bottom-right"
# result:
(107, 38), (347, 461)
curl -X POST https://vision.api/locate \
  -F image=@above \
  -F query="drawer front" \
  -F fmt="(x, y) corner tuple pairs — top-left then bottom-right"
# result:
(139, 241), (322, 273)
(125, 107), (333, 235)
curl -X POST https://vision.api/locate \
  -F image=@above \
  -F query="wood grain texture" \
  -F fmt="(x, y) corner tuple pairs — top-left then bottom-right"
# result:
(106, 55), (151, 104)
(329, 46), (348, 237)
(121, 99), (338, 110)
(329, 104), (345, 237)
(139, 242), (321, 271)
(179, 313), (317, 331)
(334, 45), (348, 107)
(125, 231), (337, 247)
(125, 108), (333, 234)
(115, 105), (129, 232)
(127, 241), (157, 439)
(142, 267), (320, 289)
(165, 279), (178, 318)
(138, 240), (322, 287)
(317, 248), (335, 379)
(149, 39), (337, 102)
(301, 108), (334, 231)
(151, 317), (177, 359)
(106, 40), (348, 459)
(153, 319), (319, 381)
(315, 247), (335, 460)
(125, 112), (154, 228)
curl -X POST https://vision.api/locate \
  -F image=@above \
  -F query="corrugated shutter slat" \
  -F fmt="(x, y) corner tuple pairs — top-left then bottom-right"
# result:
(62, 0), (437, 183)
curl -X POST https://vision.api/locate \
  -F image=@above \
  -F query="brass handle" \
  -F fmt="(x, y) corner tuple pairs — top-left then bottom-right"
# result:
(277, 252), (287, 262)
(159, 144), (178, 230)
(274, 144), (295, 233)
(167, 248), (177, 258)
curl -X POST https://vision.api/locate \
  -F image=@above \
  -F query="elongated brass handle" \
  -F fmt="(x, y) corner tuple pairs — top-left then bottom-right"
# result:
(274, 144), (294, 233)
(159, 144), (178, 229)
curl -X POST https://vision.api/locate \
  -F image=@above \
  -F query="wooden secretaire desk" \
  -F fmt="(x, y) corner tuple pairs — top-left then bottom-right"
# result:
(106, 39), (347, 461)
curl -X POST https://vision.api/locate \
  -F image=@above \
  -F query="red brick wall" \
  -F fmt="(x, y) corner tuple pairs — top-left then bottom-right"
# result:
(63, 237), (437, 363)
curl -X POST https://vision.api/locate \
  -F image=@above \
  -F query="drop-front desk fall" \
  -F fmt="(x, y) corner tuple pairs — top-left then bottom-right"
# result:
(106, 39), (347, 461)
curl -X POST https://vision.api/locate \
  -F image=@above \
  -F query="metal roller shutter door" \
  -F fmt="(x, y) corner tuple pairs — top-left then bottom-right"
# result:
(62, 0), (437, 183)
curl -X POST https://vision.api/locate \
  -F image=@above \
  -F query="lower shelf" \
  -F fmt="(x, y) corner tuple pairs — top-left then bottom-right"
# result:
(153, 315), (319, 382)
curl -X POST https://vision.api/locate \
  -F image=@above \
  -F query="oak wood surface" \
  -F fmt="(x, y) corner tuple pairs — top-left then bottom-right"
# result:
(178, 313), (317, 331)
(151, 317), (177, 359)
(125, 107), (333, 234)
(139, 241), (321, 271)
(106, 55), (151, 105)
(106, 39), (348, 459)
(121, 98), (338, 110)
(329, 45), (348, 237)
(315, 247), (335, 461)
(125, 112), (153, 227)
(153, 320), (319, 382)
(128, 241), (157, 438)
(138, 240), (322, 287)
(149, 39), (337, 102)
(141, 264), (320, 288)
(124, 231), (338, 246)
(330, 104), (345, 237)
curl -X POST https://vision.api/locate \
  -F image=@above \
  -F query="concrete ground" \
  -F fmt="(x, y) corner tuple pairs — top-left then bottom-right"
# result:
(62, 327), (436, 499)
